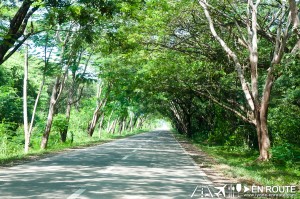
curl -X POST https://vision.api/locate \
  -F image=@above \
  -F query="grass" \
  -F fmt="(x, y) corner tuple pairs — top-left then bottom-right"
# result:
(0, 129), (147, 166)
(198, 145), (300, 186)
(173, 132), (300, 187)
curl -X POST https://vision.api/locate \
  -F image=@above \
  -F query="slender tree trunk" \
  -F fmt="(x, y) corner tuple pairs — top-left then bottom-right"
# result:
(118, 117), (126, 135)
(118, 119), (123, 135)
(23, 43), (29, 153)
(112, 119), (118, 134)
(132, 115), (139, 130)
(87, 98), (107, 137)
(28, 35), (50, 145)
(136, 118), (142, 129)
(40, 78), (60, 149)
(88, 110), (101, 137)
(87, 82), (107, 137)
(108, 119), (115, 134)
(106, 110), (114, 132)
(98, 113), (105, 138)
(60, 102), (71, 142)
(256, 68), (274, 160)
(28, 75), (45, 136)
(127, 114), (133, 132)
(122, 118), (126, 133)
(109, 119), (118, 134)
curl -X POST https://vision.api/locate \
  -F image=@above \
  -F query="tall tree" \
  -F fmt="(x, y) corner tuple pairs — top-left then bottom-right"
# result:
(198, 0), (300, 160)
(40, 27), (72, 149)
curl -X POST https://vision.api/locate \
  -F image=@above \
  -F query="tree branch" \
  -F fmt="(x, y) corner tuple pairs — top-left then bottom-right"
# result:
(198, 0), (255, 111)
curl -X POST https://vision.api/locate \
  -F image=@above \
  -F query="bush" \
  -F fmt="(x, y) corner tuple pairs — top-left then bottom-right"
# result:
(52, 114), (68, 134)
(271, 143), (294, 166)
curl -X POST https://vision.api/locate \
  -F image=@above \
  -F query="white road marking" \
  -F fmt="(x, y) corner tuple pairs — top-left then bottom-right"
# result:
(191, 185), (198, 198)
(122, 148), (138, 159)
(122, 155), (130, 160)
(67, 189), (86, 199)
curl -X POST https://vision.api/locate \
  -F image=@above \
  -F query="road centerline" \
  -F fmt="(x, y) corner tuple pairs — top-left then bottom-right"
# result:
(122, 155), (131, 160)
(67, 189), (86, 199)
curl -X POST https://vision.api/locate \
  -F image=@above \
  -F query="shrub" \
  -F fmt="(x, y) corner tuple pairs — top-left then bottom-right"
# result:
(271, 143), (294, 166)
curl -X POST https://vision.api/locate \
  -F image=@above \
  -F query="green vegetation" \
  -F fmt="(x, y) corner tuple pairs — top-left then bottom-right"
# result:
(0, 128), (146, 165)
(199, 144), (300, 186)
(174, 132), (300, 188)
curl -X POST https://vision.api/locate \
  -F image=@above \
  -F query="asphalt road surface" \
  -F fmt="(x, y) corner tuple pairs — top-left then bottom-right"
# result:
(0, 131), (216, 199)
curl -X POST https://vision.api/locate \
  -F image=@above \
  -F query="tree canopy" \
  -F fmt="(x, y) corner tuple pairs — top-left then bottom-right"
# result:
(0, 0), (299, 164)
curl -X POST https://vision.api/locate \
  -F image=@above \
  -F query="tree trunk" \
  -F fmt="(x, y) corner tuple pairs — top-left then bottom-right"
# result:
(28, 75), (45, 136)
(60, 102), (71, 142)
(122, 118), (126, 133)
(118, 119), (123, 135)
(98, 113), (104, 138)
(88, 110), (100, 137)
(112, 119), (118, 134)
(136, 118), (142, 129)
(107, 119), (114, 133)
(118, 117), (126, 135)
(106, 110), (114, 132)
(128, 114), (133, 132)
(40, 78), (60, 149)
(87, 82), (107, 137)
(109, 119), (118, 134)
(256, 68), (274, 160)
(87, 98), (107, 137)
(23, 43), (29, 153)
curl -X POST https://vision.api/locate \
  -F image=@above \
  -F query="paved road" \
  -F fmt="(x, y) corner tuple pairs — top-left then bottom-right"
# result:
(0, 131), (216, 199)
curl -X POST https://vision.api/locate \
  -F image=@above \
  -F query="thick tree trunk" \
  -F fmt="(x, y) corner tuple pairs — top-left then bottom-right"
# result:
(256, 68), (274, 160)
(254, 113), (271, 161)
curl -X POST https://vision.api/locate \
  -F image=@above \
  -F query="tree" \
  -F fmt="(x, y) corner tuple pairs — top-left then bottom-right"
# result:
(40, 27), (72, 149)
(197, 0), (300, 160)
(0, 0), (39, 65)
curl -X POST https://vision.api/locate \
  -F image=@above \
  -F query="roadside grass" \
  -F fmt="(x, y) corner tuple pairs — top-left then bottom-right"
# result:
(173, 132), (300, 187)
(198, 145), (300, 186)
(0, 129), (147, 166)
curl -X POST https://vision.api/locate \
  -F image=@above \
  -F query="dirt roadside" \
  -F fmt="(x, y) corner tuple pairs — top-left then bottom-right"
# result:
(173, 136), (258, 187)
